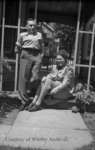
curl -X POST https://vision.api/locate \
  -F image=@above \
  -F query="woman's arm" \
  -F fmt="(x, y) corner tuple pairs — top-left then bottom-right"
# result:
(50, 67), (74, 94)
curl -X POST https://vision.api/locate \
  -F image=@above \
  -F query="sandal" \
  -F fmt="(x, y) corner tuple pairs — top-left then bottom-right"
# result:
(27, 102), (35, 111)
(25, 98), (34, 111)
(19, 103), (27, 111)
(29, 104), (42, 112)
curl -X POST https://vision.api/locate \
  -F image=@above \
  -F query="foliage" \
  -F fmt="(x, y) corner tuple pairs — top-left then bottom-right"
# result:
(74, 83), (95, 112)
(55, 24), (75, 56)
(41, 22), (75, 58)
(75, 90), (95, 105)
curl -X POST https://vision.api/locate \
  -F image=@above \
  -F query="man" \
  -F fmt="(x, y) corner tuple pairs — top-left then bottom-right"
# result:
(27, 50), (74, 111)
(15, 18), (44, 110)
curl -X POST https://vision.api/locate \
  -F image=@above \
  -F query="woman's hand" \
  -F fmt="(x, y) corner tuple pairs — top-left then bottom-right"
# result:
(50, 88), (58, 95)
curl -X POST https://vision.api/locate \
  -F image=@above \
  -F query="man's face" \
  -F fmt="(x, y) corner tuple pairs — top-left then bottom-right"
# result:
(56, 55), (66, 69)
(26, 20), (36, 34)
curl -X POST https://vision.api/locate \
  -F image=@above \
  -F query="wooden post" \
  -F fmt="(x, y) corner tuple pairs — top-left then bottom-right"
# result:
(0, 0), (5, 91)
(34, 0), (38, 24)
(87, 23), (95, 90)
(14, 0), (21, 92)
(73, 0), (81, 75)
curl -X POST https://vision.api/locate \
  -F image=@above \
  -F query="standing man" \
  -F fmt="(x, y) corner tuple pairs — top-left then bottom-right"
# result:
(15, 18), (44, 110)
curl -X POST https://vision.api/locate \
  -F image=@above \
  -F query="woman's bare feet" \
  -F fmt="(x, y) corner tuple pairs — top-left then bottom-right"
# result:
(29, 103), (42, 112)
(27, 95), (38, 111)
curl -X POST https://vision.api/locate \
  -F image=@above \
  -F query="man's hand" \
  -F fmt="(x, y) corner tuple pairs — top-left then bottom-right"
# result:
(15, 42), (22, 53)
(15, 46), (20, 54)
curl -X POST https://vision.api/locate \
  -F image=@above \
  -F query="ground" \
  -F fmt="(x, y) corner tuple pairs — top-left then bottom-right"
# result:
(0, 96), (95, 150)
(79, 112), (95, 150)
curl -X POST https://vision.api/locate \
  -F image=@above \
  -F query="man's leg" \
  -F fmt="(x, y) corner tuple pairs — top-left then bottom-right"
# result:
(18, 58), (28, 102)
(24, 60), (34, 94)
(30, 54), (42, 83)
(18, 57), (34, 110)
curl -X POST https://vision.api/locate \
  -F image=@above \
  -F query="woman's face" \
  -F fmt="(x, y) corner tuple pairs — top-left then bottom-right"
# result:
(56, 55), (66, 69)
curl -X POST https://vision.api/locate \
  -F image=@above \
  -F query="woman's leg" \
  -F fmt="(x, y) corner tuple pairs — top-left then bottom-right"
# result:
(27, 84), (41, 110)
(30, 78), (61, 111)
(35, 78), (53, 106)
(36, 80), (61, 105)
(29, 78), (52, 111)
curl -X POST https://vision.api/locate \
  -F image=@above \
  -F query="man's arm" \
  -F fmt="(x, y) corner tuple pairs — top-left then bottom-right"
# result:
(15, 34), (22, 54)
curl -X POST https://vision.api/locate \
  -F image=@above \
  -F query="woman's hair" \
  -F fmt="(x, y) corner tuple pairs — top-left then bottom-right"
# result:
(57, 50), (69, 60)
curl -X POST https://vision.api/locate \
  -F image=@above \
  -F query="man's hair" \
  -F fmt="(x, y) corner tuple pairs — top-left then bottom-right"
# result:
(57, 50), (69, 60)
(27, 18), (34, 22)
(27, 18), (36, 25)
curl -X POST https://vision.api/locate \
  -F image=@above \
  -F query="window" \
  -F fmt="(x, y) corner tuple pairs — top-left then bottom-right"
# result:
(74, 1), (95, 89)
(0, 0), (37, 91)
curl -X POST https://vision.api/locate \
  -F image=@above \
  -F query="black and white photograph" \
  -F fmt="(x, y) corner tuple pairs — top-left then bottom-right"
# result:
(0, 0), (95, 150)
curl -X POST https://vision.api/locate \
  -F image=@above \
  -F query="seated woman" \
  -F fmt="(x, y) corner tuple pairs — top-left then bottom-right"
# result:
(28, 50), (74, 111)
